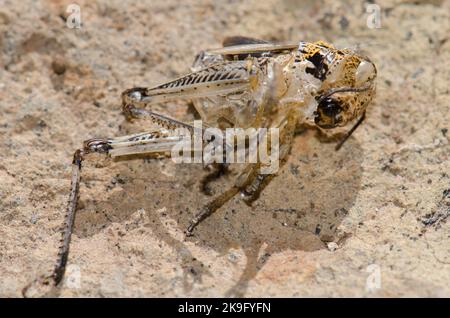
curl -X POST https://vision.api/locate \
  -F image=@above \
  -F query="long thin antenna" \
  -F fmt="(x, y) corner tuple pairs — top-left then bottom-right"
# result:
(335, 112), (366, 151)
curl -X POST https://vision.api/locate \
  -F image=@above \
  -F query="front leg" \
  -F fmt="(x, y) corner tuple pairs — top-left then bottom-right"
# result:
(186, 185), (241, 235)
(185, 160), (268, 236)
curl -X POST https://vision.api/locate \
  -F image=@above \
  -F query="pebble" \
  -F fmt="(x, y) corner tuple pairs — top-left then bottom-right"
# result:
(327, 242), (339, 251)
(51, 58), (66, 75)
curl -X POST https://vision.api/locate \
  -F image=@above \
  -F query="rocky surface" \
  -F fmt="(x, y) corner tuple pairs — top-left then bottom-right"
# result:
(0, 0), (449, 297)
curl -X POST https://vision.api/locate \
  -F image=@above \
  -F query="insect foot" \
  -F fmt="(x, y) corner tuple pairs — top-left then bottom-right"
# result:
(185, 207), (211, 237)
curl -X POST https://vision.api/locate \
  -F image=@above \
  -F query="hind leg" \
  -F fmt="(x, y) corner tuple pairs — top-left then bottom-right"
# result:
(22, 125), (193, 297)
(54, 129), (185, 283)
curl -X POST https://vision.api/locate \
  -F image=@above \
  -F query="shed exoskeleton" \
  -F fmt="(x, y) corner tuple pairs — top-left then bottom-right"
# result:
(24, 36), (376, 293)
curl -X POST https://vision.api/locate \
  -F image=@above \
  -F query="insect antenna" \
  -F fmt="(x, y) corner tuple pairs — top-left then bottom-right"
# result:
(335, 112), (366, 151)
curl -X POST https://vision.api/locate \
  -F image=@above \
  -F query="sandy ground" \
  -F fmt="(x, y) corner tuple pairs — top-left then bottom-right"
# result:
(0, 0), (449, 297)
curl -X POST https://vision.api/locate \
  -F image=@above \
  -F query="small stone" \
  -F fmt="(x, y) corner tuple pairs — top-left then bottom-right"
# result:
(51, 57), (66, 75)
(327, 242), (338, 251)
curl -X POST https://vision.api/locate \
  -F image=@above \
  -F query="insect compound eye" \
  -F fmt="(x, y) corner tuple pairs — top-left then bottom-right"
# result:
(319, 97), (342, 117)
(355, 60), (376, 86)
(314, 97), (343, 128)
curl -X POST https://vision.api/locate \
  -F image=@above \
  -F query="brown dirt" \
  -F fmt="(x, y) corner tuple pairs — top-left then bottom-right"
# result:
(0, 0), (449, 297)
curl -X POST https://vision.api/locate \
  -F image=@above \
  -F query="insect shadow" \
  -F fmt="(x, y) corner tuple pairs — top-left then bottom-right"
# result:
(73, 128), (363, 297)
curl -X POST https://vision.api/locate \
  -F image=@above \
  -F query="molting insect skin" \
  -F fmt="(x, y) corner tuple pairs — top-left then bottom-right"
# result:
(23, 37), (376, 295)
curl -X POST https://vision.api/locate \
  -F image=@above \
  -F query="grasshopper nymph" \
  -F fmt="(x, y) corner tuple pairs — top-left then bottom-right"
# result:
(25, 36), (376, 293)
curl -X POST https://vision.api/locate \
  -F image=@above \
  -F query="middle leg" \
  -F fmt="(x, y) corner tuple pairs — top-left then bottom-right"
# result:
(240, 113), (298, 204)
